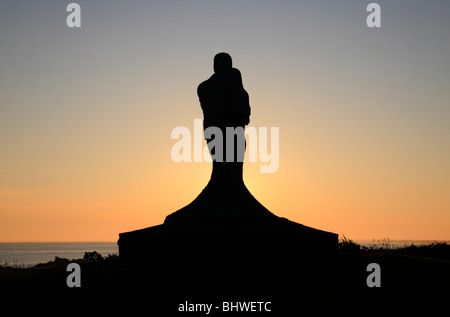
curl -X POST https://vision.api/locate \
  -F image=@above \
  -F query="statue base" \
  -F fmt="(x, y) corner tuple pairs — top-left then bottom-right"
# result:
(118, 173), (338, 260)
(118, 216), (337, 261)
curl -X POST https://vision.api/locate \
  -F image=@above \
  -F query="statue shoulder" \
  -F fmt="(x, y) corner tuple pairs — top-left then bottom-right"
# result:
(197, 75), (215, 97)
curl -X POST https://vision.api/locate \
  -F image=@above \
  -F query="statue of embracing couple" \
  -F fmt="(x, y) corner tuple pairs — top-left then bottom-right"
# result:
(197, 53), (250, 180)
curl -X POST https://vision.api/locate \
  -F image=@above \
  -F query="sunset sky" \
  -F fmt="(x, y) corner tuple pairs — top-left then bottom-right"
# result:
(1, 1), (449, 242)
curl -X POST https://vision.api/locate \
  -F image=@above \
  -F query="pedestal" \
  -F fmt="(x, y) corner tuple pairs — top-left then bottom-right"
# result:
(119, 161), (338, 260)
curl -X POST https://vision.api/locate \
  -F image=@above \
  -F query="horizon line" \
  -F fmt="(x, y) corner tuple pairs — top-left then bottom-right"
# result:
(1, 239), (450, 244)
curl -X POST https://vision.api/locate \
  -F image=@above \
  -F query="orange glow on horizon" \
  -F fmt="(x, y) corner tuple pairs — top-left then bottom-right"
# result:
(1, 2), (449, 242)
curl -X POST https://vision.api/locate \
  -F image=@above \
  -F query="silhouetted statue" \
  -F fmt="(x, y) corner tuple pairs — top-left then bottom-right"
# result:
(163, 53), (276, 222)
(118, 53), (338, 260)
(197, 52), (250, 187)
(198, 52), (250, 130)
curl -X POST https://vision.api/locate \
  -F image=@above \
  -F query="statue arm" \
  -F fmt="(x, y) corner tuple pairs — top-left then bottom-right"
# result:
(197, 81), (211, 113)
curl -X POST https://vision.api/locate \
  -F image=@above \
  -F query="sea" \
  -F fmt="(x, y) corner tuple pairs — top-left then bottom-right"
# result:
(0, 242), (118, 267)
(0, 240), (448, 267)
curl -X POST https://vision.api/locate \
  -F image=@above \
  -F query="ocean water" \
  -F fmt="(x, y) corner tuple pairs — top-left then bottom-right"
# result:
(0, 242), (118, 267)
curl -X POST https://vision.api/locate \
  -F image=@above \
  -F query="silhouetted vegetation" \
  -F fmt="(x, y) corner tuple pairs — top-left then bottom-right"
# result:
(53, 256), (70, 264)
(338, 236), (361, 252)
(83, 251), (103, 261)
(1, 251), (119, 269)
(394, 242), (450, 260)
(104, 252), (120, 263)
(338, 237), (450, 261)
(0, 260), (29, 269)
(2, 240), (448, 272)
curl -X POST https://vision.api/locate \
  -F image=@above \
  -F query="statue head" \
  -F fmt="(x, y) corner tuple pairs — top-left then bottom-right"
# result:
(213, 52), (232, 74)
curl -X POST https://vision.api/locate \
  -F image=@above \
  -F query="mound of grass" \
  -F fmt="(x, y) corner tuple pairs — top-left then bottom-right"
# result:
(338, 235), (361, 252)
(338, 236), (450, 260)
(395, 242), (450, 260)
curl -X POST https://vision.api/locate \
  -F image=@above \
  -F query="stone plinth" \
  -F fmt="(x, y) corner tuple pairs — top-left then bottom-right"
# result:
(119, 217), (337, 261)
(118, 173), (338, 260)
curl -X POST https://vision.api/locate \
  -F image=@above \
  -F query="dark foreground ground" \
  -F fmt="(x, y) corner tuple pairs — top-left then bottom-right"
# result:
(1, 246), (449, 311)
